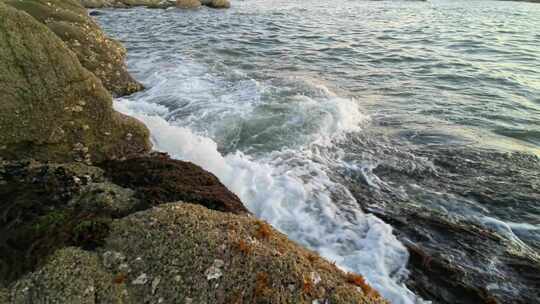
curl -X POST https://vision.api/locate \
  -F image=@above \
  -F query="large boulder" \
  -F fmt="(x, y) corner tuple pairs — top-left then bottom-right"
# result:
(0, 1), (151, 163)
(4, 0), (143, 96)
(6, 203), (386, 304)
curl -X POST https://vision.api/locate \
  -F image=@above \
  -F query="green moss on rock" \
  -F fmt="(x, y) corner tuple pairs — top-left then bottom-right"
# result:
(0, 288), (8, 303)
(3, 0), (143, 96)
(0, 160), (139, 286)
(9, 248), (125, 304)
(0, 1), (151, 163)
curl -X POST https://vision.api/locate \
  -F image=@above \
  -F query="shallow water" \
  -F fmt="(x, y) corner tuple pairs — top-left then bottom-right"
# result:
(95, 0), (540, 303)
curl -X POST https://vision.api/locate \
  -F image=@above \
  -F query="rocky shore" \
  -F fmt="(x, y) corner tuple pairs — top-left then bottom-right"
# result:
(0, 1), (384, 303)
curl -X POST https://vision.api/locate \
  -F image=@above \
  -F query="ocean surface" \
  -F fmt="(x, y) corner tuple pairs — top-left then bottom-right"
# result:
(95, 1), (540, 303)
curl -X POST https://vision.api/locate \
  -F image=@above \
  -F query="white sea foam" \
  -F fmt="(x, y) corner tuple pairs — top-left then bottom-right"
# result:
(114, 58), (424, 303)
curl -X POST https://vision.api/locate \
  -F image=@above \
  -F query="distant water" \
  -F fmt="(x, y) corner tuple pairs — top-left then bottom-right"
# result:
(95, 1), (540, 303)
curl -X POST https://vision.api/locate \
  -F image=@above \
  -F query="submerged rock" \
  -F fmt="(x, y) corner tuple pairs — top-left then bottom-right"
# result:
(3, 0), (143, 97)
(6, 203), (386, 304)
(339, 133), (540, 304)
(0, 1), (150, 163)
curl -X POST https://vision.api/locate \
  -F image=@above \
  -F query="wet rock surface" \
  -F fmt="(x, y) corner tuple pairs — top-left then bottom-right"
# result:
(99, 153), (249, 214)
(336, 133), (540, 304)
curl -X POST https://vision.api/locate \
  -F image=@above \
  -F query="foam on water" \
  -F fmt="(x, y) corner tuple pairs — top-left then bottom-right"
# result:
(114, 58), (424, 303)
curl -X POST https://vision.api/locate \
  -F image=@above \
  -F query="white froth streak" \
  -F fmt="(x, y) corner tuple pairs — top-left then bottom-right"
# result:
(114, 89), (423, 304)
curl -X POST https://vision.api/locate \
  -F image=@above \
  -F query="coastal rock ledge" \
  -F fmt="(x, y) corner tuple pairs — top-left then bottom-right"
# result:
(0, 1), (385, 303)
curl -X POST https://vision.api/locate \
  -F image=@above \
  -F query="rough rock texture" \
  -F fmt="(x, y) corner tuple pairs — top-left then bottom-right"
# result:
(0, 160), (138, 286)
(6, 203), (386, 304)
(99, 153), (249, 214)
(4, 0), (143, 96)
(0, 289), (7, 303)
(176, 0), (201, 9)
(8, 248), (122, 304)
(0, 2), (150, 163)
(0, 156), (249, 286)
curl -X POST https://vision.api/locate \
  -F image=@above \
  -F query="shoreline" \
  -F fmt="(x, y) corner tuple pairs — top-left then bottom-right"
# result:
(0, 1), (386, 303)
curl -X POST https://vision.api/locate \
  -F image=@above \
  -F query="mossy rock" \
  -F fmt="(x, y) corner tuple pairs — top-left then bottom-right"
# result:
(3, 0), (143, 96)
(9, 248), (125, 304)
(0, 160), (139, 286)
(101, 203), (385, 303)
(5, 203), (386, 303)
(0, 2), (151, 163)
(0, 156), (247, 287)
(100, 203), (385, 303)
(0, 288), (8, 303)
